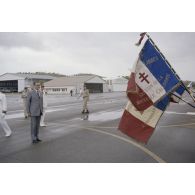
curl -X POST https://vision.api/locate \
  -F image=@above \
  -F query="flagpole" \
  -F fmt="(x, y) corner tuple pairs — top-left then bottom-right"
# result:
(145, 33), (195, 103)
(171, 93), (195, 108)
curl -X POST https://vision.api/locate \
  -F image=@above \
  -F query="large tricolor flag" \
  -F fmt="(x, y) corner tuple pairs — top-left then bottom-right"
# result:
(119, 83), (186, 144)
(118, 36), (186, 143)
(119, 71), (171, 144)
(128, 39), (181, 111)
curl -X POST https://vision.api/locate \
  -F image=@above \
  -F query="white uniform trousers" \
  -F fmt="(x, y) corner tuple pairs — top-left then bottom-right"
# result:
(40, 108), (46, 126)
(0, 114), (12, 136)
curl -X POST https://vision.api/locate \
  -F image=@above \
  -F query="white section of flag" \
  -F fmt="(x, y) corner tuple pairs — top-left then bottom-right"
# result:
(125, 101), (163, 128)
(135, 59), (166, 103)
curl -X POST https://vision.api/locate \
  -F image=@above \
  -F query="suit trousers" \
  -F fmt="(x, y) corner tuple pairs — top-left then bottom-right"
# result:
(31, 116), (41, 141)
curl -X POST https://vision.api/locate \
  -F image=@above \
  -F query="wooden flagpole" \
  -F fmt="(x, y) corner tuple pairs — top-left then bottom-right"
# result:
(171, 93), (195, 108)
(145, 33), (195, 103)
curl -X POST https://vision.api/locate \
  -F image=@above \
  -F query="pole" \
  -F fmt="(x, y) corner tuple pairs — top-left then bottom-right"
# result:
(145, 33), (195, 103)
(171, 93), (195, 109)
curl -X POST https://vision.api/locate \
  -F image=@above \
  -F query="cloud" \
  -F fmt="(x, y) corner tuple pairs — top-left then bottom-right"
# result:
(0, 32), (195, 80)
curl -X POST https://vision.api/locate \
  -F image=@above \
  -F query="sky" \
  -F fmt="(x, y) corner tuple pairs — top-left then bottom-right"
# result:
(0, 32), (195, 80)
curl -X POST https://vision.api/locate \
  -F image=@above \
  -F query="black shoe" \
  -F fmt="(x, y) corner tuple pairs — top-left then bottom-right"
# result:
(36, 138), (42, 142)
(32, 140), (38, 144)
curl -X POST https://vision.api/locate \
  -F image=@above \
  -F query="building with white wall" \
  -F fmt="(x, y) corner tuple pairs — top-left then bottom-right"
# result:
(0, 73), (56, 92)
(106, 77), (128, 92)
(44, 75), (108, 94)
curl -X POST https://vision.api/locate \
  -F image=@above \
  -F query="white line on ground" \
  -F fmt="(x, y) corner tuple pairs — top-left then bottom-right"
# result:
(86, 122), (195, 129)
(84, 127), (166, 163)
(165, 111), (195, 115)
(159, 122), (195, 128)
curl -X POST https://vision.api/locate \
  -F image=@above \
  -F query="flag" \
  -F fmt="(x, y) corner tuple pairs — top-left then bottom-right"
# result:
(118, 95), (170, 144)
(126, 70), (154, 111)
(119, 35), (188, 143)
(170, 84), (185, 103)
(128, 39), (181, 111)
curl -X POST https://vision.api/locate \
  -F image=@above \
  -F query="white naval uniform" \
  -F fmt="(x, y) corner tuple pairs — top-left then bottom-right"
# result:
(0, 92), (12, 136)
(21, 90), (28, 117)
(40, 90), (48, 126)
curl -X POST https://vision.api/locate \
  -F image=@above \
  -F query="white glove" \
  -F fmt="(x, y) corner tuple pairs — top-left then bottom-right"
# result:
(2, 111), (6, 118)
(2, 113), (6, 118)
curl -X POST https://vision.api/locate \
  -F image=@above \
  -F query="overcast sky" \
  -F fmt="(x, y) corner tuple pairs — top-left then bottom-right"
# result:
(0, 32), (194, 80)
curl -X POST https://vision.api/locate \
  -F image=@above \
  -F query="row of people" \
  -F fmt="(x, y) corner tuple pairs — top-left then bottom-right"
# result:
(0, 83), (90, 144)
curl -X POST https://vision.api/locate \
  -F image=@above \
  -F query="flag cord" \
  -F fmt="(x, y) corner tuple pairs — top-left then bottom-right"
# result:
(145, 33), (195, 103)
(171, 93), (195, 109)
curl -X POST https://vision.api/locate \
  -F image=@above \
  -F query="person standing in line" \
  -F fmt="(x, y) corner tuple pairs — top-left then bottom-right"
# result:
(40, 85), (47, 127)
(81, 86), (90, 114)
(27, 82), (43, 144)
(77, 87), (82, 99)
(21, 87), (28, 118)
(0, 91), (12, 137)
(79, 88), (82, 96)
(70, 89), (73, 96)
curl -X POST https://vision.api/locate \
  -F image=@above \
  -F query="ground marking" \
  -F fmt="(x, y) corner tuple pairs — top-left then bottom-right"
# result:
(165, 111), (195, 115)
(159, 123), (195, 128)
(83, 127), (166, 163)
(87, 122), (195, 129)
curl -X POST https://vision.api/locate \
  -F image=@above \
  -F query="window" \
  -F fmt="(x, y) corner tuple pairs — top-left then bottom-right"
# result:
(52, 88), (61, 92)
(62, 88), (67, 92)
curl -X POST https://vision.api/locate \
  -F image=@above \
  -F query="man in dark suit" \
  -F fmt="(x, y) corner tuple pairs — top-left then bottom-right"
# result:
(27, 82), (43, 144)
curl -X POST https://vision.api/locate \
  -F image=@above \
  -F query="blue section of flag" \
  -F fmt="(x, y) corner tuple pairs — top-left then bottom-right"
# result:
(140, 39), (180, 92)
(175, 84), (185, 96)
(154, 95), (170, 111)
(155, 84), (186, 111)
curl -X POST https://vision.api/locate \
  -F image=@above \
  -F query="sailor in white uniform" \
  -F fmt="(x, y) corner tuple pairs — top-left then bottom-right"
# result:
(0, 92), (12, 137)
(40, 85), (48, 127)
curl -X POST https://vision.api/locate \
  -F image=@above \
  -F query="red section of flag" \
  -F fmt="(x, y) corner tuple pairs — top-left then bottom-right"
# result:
(118, 110), (154, 144)
(127, 73), (153, 111)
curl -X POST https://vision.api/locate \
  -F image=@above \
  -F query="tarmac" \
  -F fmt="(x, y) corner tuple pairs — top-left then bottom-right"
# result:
(0, 92), (195, 163)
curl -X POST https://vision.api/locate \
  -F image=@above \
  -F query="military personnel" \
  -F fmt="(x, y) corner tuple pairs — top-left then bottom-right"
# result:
(70, 89), (73, 96)
(0, 91), (12, 137)
(81, 86), (89, 114)
(40, 85), (48, 127)
(21, 87), (28, 118)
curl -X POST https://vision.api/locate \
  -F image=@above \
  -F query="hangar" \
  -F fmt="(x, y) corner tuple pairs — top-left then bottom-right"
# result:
(106, 77), (128, 92)
(44, 75), (108, 94)
(0, 73), (56, 92)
